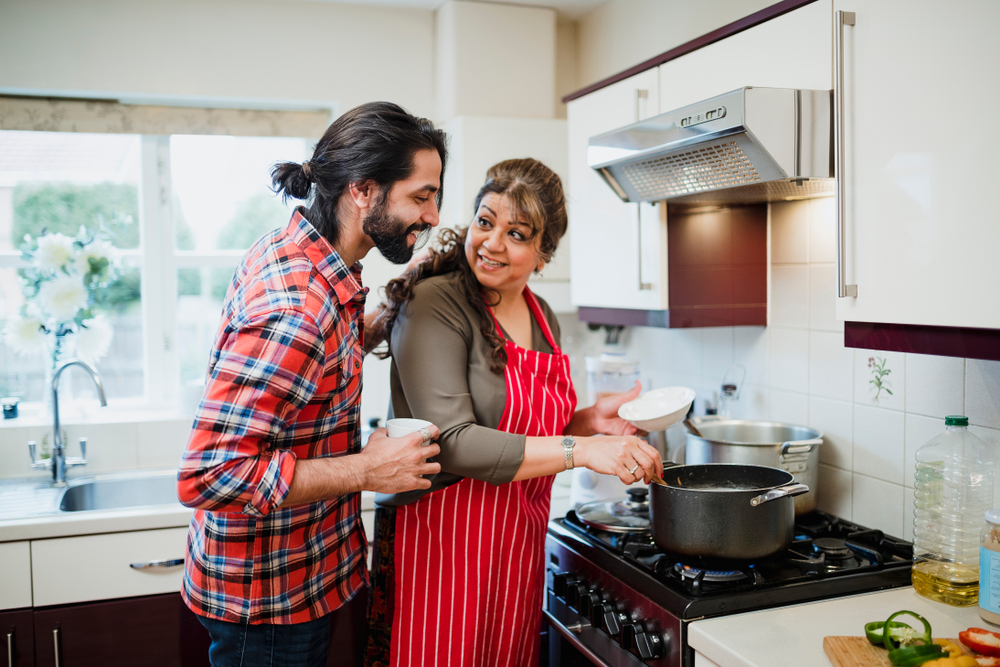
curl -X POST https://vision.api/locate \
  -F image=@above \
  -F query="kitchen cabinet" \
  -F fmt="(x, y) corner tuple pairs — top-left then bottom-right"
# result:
(0, 542), (32, 611)
(0, 609), (33, 667)
(32, 594), (208, 667)
(567, 69), (668, 311)
(833, 0), (1000, 332)
(657, 0), (832, 113)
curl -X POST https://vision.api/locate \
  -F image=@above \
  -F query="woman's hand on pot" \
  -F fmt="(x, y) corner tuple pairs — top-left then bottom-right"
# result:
(576, 435), (663, 484)
(575, 381), (644, 436)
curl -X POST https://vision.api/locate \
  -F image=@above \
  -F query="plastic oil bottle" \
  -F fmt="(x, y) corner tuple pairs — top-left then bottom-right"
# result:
(913, 415), (995, 606)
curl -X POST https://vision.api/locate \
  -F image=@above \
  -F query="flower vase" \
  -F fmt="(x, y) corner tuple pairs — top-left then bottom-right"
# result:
(41, 332), (75, 421)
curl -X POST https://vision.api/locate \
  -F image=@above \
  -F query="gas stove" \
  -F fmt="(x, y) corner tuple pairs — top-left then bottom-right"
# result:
(544, 509), (913, 667)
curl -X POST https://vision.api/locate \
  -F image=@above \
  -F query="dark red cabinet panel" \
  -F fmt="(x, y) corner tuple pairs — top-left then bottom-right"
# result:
(0, 609), (34, 667)
(32, 594), (209, 667)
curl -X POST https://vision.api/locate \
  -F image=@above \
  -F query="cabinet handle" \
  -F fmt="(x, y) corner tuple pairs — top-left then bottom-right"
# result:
(633, 89), (648, 123)
(129, 558), (184, 569)
(7, 630), (13, 667)
(52, 627), (60, 667)
(636, 207), (653, 291)
(834, 9), (858, 298)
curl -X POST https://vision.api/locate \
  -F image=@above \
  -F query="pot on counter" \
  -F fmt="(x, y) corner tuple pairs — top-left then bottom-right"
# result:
(683, 420), (823, 515)
(650, 463), (809, 560)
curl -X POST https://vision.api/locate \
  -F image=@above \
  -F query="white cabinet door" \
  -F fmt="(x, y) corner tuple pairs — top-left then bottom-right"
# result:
(834, 0), (1000, 329)
(0, 541), (32, 609)
(658, 0), (832, 113)
(568, 69), (668, 310)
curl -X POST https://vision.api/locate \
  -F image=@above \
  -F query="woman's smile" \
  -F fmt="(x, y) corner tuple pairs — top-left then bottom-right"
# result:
(477, 253), (507, 270)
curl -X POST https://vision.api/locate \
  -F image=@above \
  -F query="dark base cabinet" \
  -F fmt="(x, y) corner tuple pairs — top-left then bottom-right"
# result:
(1, 609), (34, 667)
(32, 594), (209, 667)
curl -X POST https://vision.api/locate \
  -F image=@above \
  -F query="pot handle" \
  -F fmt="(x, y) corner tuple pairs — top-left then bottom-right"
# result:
(780, 438), (823, 456)
(750, 483), (810, 507)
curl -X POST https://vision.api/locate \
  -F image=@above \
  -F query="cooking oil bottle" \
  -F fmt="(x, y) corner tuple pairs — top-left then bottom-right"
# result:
(913, 415), (995, 606)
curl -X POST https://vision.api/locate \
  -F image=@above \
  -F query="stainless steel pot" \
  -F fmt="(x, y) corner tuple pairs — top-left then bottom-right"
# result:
(684, 420), (823, 515)
(649, 463), (809, 560)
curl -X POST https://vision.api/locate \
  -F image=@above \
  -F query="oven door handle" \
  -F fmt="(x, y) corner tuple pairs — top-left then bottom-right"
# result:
(544, 609), (613, 667)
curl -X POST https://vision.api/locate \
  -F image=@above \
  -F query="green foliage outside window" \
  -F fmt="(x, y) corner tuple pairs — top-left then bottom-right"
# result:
(209, 192), (287, 300)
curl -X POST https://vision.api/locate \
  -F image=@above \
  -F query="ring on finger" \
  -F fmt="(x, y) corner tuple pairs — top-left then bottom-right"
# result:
(628, 464), (639, 475)
(418, 426), (433, 443)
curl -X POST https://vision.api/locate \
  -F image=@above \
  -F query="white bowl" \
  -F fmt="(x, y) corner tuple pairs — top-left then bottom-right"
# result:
(618, 386), (696, 431)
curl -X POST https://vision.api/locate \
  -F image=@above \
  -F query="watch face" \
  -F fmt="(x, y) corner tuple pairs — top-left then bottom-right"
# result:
(562, 436), (574, 448)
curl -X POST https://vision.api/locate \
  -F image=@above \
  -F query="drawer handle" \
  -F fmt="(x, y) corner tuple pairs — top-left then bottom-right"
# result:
(52, 628), (60, 667)
(129, 558), (184, 570)
(7, 630), (14, 667)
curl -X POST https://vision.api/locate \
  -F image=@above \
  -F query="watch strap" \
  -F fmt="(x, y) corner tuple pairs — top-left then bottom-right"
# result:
(561, 436), (575, 470)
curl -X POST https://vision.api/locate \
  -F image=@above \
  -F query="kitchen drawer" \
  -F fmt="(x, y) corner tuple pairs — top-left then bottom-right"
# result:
(31, 527), (187, 607)
(0, 541), (31, 610)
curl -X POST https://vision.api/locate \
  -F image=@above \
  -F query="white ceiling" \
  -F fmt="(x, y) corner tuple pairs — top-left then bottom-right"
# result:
(296, 0), (607, 20)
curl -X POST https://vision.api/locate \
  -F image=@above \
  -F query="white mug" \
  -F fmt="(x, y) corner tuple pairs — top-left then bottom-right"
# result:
(386, 418), (433, 439)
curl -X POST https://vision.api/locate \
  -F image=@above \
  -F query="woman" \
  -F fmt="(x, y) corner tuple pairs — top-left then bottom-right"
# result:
(365, 158), (662, 667)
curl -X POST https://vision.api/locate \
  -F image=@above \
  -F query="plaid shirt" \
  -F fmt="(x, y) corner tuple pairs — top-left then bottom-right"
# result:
(178, 208), (368, 625)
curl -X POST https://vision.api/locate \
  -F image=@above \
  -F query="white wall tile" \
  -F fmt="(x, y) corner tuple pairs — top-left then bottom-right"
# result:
(701, 327), (734, 388)
(854, 349), (905, 411)
(905, 353), (965, 418)
(808, 264), (842, 333)
(728, 385), (769, 421)
(904, 413), (944, 489)
(903, 486), (915, 542)
(967, 359), (1000, 429)
(137, 419), (191, 470)
(808, 331), (853, 402)
(969, 427), (1000, 511)
(769, 328), (808, 393)
(62, 422), (139, 474)
(668, 328), (703, 386)
(818, 464), (853, 520)
(770, 200), (809, 264)
(808, 196), (836, 263)
(771, 265), (809, 328)
(809, 397), (853, 469)
(853, 473), (905, 538)
(0, 427), (29, 479)
(734, 326), (768, 387)
(770, 389), (809, 425)
(853, 405), (905, 485)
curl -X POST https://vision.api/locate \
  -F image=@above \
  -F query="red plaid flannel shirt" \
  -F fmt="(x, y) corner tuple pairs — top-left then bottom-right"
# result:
(178, 208), (368, 624)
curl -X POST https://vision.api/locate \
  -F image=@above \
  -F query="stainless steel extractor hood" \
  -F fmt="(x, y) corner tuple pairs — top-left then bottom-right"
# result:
(589, 87), (833, 204)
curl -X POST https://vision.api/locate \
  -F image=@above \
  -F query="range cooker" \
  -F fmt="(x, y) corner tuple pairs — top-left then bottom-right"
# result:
(544, 508), (913, 667)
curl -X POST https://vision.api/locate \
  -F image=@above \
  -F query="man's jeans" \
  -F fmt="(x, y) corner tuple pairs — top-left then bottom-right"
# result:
(197, 614), (332, 667)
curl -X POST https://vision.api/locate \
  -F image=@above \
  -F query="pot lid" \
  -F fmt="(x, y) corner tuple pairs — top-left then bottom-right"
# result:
(576, 488), (650, 533)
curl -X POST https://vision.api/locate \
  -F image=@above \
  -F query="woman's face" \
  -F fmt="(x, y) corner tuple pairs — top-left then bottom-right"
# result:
(464, 193), (545, 302)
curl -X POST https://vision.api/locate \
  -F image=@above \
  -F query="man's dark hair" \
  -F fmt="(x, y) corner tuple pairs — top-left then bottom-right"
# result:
(271, 101), (447, 245)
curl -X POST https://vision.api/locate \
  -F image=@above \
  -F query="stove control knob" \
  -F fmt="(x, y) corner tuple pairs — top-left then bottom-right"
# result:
(598, 605), (630, 639)
(551, 572), (576, 598)
(579, 590), (603, 618)
(565, 582), (588, 610)
(620, 621), (644, 649)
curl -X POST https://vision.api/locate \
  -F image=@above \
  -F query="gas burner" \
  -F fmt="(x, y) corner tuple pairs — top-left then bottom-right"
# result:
(674, 563), (748, 584)
(809, 537), (861, 571)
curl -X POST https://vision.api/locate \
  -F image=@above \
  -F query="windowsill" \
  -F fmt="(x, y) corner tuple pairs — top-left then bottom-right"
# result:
(0, 401), (193, 430)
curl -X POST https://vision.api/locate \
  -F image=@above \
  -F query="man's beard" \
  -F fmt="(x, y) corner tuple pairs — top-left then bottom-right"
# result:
(362, 193), (431, 265)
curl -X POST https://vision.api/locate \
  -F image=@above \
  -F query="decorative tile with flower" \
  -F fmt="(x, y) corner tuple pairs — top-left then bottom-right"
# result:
(868, 355), (893, 404)
(3, 224), (121, 415)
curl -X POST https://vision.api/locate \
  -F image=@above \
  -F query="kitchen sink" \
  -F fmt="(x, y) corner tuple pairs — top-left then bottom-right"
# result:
(59, 471), (181, 512)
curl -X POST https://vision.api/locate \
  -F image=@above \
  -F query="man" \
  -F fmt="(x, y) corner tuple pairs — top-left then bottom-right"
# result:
(177, 102), (447, 667)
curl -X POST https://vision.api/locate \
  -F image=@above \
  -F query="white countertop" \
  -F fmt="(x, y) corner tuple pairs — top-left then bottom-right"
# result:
(688, 587), (985, 667)
(0, 471), (378, 542)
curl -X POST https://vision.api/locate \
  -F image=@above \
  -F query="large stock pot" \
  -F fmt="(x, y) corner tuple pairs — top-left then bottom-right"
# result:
(684, 420), (823, 515)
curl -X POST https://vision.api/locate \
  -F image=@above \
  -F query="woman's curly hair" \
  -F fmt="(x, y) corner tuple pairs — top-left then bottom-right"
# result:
(370, 158), (568, 373)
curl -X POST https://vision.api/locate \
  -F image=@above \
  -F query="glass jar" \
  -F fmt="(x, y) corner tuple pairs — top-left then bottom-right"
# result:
(981, 510), (1000, 626)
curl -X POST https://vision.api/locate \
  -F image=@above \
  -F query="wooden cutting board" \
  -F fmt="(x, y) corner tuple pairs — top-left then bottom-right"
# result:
(823, 637), (973, 667)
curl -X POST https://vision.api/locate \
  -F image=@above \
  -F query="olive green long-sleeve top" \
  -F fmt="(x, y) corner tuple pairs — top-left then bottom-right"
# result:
(375, 271), (561, 507)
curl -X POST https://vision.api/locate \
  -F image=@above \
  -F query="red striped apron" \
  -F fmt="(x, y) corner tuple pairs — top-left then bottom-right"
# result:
(389, 288), (577, 667)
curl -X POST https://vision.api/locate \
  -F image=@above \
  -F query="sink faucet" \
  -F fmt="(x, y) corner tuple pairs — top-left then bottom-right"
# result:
(28, 359), (108, 487)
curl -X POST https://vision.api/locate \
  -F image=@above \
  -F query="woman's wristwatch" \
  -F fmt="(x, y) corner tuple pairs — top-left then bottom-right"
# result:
(562, 436), (576, 470)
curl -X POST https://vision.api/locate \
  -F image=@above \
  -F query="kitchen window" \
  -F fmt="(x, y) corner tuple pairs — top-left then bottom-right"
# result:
(0, 96), (330, 414)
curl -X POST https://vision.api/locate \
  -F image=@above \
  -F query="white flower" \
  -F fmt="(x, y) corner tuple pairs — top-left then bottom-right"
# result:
(2, 316), (48, 356)
(74, 239), (117, 274)
(34, 233), (76, 272)
(75, 315), (113, 363)
(38, 274), (88, 321)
